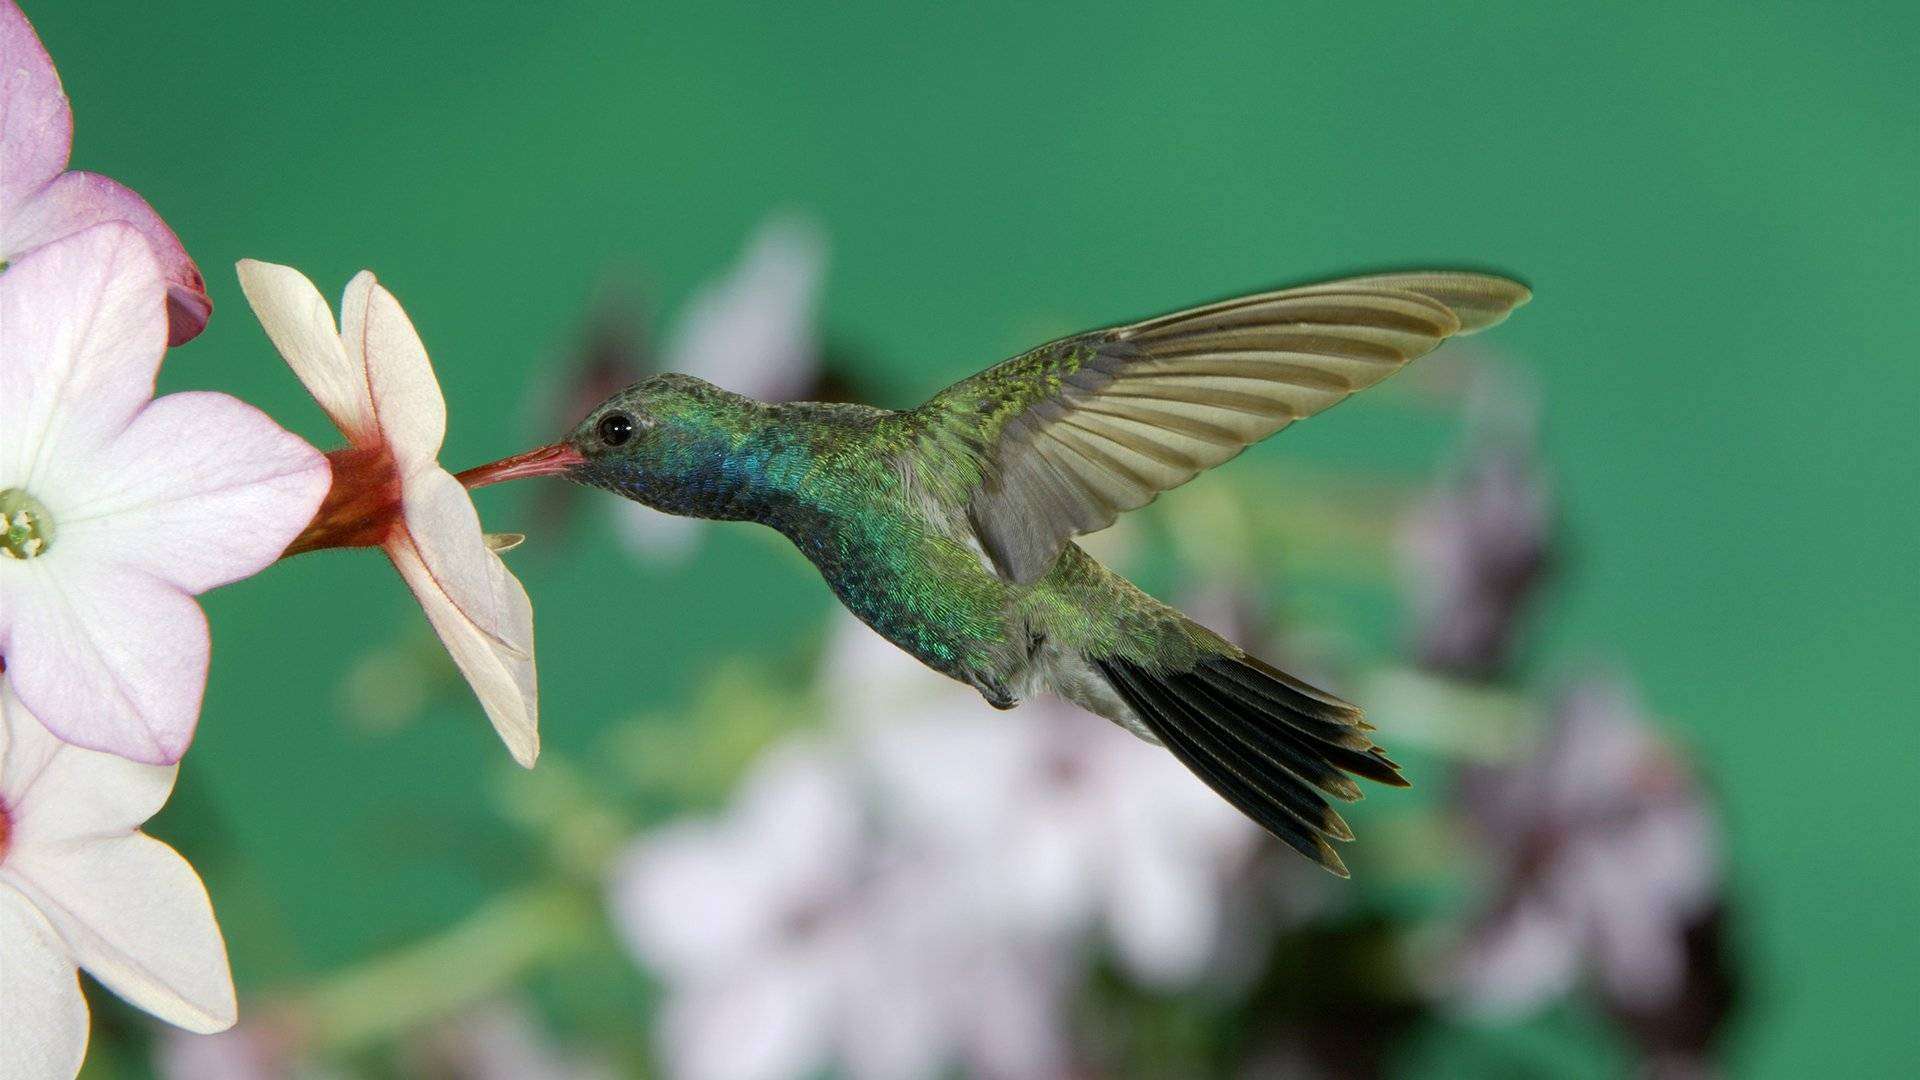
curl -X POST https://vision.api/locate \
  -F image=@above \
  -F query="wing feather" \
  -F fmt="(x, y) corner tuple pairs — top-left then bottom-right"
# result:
(918, 271), (1530, 582)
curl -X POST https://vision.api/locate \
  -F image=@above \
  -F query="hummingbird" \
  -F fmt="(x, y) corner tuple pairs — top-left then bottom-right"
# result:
(465, 271), (1531, 875)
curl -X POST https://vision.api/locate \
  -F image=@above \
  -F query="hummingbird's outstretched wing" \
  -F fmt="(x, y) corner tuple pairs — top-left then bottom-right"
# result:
(913, 272), (1531, 583)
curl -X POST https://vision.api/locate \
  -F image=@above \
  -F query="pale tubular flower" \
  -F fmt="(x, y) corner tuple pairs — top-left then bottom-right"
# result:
(0, 679), (236, 1079)
(0, 1), (210, 344)
(0, 226), (328, 763)
(613, 215), (828, 558)
(235, 260), (539, 767)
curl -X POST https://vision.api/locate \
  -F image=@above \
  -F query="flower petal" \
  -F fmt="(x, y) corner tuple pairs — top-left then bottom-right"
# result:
(665, 214), (827, 403)
(235, 259), (376, 444)
(0, 0), (72, 203)
(387, 539), (537, 766)
(0, 884), (88, 1079)
(0, 675), (59, 805)
(5, 834), (236, 1034)
(1, 679), (176, 844)
(611, 500), (702, 561)
(0, 223), (165, 493)
(399, 467), (519, 652)
(661, 964), (834, 1080)
(2, 560), (209, 764)
(4, 171), (211, 345)
(57, 391), (328, 594)
(341, 271), (446, 470)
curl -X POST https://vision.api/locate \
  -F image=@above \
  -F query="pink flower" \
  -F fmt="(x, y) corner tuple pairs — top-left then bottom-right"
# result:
(236, 260), (542, 767)
(0, 1), (210, 345)
(0, 225), (329, 763)
(0, 678), (237, 1077)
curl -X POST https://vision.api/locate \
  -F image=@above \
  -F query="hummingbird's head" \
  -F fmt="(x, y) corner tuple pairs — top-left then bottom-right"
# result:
(564, 374), (771, 516)
(457, 374), (766, 518)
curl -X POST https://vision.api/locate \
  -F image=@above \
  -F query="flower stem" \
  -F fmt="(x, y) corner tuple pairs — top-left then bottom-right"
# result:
(289, 883), (597, 1055)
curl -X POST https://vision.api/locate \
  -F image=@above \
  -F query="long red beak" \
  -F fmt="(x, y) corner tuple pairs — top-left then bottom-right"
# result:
(456, 442), (587, 490)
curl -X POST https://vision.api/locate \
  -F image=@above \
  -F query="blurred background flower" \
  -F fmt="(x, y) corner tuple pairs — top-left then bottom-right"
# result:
(22, 1), (1909, 1077)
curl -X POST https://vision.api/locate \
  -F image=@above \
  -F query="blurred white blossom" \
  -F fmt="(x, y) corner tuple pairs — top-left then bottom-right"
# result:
(609, 610), (1285, 1078)
(1438, 676), (1721, 1017)
(828, 613), (1264, 988)
(1400, 380), (1552, 679)
(610, 737), (1070, 1080)
(410, 998), (618, 1080)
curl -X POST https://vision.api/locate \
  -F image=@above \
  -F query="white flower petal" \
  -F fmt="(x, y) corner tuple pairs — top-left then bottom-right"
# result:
(400, 468), (518, 652)
(0, 883), (89, 1080)
(0, 223), (165, 492)
(5, 834), (236, 1034)
(57, 391), (328, 593)
(0, 677), (61, 805)
(662, 964), (834, 1080)
(235, 259), (376, 444)
(387, 539), (538, 766)
(666, 215), (827, 403)
(610, 500), (701, 562)
(0, 680), (175, 842)
(608, 823), (779, 979)
(1449, 896), (1581, 1017)
(1105, 832), (1222, 987)
(341, 272), (446, 469)
(2, 561), (208, 764)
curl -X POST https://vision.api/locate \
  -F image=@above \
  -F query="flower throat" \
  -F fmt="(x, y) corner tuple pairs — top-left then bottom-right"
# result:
(1, 488), (54, 559)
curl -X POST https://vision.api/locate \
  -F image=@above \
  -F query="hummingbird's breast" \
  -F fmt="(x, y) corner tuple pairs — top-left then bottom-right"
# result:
(756, 411), (1024, 693)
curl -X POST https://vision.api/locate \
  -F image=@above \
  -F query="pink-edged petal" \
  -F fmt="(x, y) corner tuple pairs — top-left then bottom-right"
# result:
(0, 0), (72, 202)
(2, 560), (208, 764)
(235, 259), (376, 444)
(0, 680), (176, 843)
(57, 391), (328, 593)
(341, 271), (446, 469)
(5, 171), (210, 345)
(0, 884), (88, 1079)
(5, 834), (237, 1034)
(398, 467), (519, 652)
(386, 539), (537, 767)
(0, 223), (165, 492)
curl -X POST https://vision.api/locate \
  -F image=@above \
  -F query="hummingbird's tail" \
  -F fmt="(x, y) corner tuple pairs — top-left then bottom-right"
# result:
(1091, 648), (1407, 877)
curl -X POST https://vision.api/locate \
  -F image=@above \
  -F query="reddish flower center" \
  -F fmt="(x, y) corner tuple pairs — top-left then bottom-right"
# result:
(0, 799), (11, 863)
(282, 445), (406, 557)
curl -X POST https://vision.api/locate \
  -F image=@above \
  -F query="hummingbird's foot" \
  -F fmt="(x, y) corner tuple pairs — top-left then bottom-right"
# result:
(976, 678), (1018, 711)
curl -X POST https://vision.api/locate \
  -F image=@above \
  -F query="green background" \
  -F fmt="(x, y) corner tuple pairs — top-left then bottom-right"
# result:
(34, 1), (1916, 1076)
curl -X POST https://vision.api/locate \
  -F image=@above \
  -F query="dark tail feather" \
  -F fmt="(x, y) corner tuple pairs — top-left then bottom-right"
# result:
(1093, 652), (1408, 878)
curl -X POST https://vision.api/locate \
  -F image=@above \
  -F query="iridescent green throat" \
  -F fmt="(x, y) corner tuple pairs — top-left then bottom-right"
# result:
(1, 488), (54, 559)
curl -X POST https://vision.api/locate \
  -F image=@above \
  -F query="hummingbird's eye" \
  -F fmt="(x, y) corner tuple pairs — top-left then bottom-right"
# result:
(597, 412), (637, 447)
